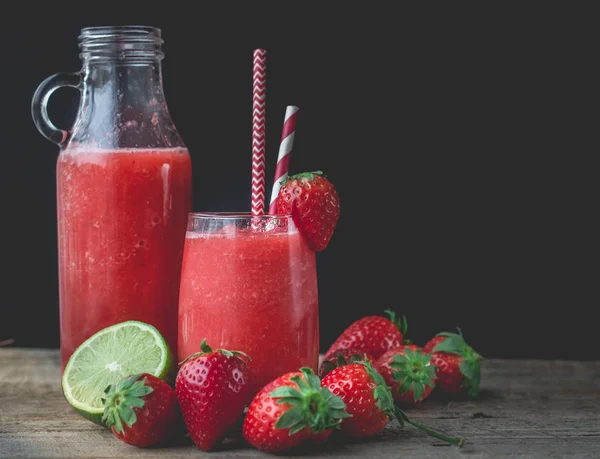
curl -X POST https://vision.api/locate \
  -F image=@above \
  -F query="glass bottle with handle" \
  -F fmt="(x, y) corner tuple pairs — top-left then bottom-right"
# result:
(31, 26), (192, 370)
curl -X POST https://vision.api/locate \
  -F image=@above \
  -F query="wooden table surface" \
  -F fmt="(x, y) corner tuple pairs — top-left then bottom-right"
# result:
(1, 349), (599, 458)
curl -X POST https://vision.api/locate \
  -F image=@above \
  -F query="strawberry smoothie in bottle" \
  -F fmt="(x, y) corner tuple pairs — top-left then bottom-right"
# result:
(32, 26), (192, 369)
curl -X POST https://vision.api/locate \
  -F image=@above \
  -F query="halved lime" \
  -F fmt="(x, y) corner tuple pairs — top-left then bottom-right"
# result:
(62, 320), (175, 425)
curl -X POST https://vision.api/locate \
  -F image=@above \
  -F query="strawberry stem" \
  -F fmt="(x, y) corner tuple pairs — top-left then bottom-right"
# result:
(200, 339), (212, 353)
(394, 406), (464, 446)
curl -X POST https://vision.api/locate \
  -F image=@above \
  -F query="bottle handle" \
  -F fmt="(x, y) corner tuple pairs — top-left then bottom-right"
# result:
(31, 72), (82, 146)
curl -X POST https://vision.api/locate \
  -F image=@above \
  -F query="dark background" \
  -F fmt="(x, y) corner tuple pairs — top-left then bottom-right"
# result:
(0, 5), (594, 359)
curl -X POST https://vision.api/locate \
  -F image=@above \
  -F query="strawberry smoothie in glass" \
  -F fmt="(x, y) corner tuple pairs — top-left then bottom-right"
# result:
(178, 213), (319, 397)
(32, 26), (192, 369)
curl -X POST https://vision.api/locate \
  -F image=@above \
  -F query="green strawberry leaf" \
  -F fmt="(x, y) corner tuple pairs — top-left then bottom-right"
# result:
(275, 406), (306, 432)
(284, 171), (325, 186)
(385, 309), (409, 337)
(413, 382), (424, 402)
(335, 352), (348, 367)
(102, 374), (152, 433)
(289, 423), (308, 435)
(326, 393), (347, 411)
(425, 366), (437, 388)
(389, 349), (436, 400)
(304, 369), (322, 392)
(273, 368), (350, 434)
(120, 404), (136, 427)
(320, 360), (336, 376)
(113, 411), (124, 434)
(271, 386), (302, 402)
(127, 380), (153, 398)
(398, 377), (412, 394)
(290, 374), (311, 392)
(374, 385), (395, 416)
(123, 395), (145, 409)
(321, 387), (351, 419)
(460, 360), (481, 397)
(363, 360), (395, 417)
(459, 360), (475, 380)
(389, 354), (409, 367)
(432, 334), (466, 355)
(349, 353), (365, 363)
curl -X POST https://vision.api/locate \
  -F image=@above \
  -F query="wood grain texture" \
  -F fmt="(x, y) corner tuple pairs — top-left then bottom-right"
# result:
(1, 348), (599, 458)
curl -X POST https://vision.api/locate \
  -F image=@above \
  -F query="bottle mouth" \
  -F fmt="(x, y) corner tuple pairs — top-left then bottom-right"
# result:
(78, 26), (164, 62)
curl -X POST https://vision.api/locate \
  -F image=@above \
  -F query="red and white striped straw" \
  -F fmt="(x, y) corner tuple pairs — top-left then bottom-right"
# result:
(251, 48), (267, 216)
(268, 105), (299, 214)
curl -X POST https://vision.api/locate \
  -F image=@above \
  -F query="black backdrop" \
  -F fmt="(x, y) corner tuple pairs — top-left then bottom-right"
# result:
(0, 5), (594, 360)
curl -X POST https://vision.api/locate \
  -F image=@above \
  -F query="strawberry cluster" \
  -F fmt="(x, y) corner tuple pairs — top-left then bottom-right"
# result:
(99, 310), (480, 452)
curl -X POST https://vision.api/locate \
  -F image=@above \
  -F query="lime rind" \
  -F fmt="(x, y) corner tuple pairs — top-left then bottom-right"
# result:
(62, 320), (173, 425)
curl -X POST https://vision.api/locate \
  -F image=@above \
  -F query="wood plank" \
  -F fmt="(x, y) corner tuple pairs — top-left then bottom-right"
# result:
(1, 348), (599, 458)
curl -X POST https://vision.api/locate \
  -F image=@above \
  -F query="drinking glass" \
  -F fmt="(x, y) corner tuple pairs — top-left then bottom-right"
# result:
(178, 213), (319, 396)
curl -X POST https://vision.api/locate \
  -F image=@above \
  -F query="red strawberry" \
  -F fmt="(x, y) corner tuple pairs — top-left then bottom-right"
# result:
(176, 339), (250, 451)
(322, 359), (464, 446)
(376, 344), (436, 404)
(102, 373), (181, 447)
(319, 348), (377, 378)
(277, 171), (340, 252)
(325, 309), (408, 360)
(242, 367), (349, 453)
(423, 330), (482, 397)
(321, 362), (391, 438)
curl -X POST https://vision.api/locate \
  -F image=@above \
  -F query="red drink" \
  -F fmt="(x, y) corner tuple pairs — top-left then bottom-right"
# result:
(178, 214), (319, 396)
(57, 147), (192, 369)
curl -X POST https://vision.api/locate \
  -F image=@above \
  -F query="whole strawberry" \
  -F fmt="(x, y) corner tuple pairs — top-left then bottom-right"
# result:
(176, 339), (250, 451)
(277, 171), (340, 252)
(102, 373), (181, 447)
(423, 330), (482, 397)
(322, 359), (464, 446)
(321, 361), (392, 438)
(376, 345), (436, 404)
(319, 348), (376, 378)
(243, 367), (349, 453)
(325, 309), (408, 360)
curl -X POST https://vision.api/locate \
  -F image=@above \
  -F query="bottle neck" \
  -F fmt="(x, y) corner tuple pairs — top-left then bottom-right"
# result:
(81, 59), (166, 111)
(67, 25), (184, 150)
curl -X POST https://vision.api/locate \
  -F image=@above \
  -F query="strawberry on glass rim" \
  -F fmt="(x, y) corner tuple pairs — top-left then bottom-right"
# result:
(277, 171), (340, 252)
